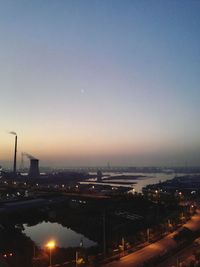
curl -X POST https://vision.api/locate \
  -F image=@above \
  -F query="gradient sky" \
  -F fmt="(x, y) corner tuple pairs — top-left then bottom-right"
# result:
(0, 0), (200, 167)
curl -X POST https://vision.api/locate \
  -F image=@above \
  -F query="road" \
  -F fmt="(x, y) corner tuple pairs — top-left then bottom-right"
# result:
(103, 210), (200, 267)
(103, 234), (177, 267)
(155, 243), (195, 267)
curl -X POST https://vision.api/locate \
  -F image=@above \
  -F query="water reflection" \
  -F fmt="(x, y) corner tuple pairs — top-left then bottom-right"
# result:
(23, 221), (96, 248)
(88, 172), (176, 192)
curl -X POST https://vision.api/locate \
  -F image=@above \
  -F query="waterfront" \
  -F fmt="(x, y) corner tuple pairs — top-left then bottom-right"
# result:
(20, 172), (197, 252)
(88, 172), (181, 192)
(23, 221), (96, 249)
(1, 171), (200, 267)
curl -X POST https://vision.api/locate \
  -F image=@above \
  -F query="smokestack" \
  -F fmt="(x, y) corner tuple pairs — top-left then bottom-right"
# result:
(29, 158), (40, 178)
(13, 135), (17, 176)
(9, 131), (17, 176)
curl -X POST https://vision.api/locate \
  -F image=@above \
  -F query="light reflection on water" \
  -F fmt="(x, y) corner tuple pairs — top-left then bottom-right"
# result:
(23, 221), (96, 248)
(88, 172), (190, 192)
(127, 173), (174, 192)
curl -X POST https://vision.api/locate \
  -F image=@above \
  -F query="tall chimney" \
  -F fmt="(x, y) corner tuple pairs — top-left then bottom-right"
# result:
(13, 135), (17, 176)
(29, 158), (40, 178)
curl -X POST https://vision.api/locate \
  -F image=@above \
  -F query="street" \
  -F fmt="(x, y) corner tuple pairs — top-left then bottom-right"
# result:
(103, 210), (200, 267)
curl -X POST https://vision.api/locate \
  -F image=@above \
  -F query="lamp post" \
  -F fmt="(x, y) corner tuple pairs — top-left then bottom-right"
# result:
(46, 240), (55, 267)
(76, 251), (78, 267)
(122, 237), (125, 256)
(147, 228), (150, 242)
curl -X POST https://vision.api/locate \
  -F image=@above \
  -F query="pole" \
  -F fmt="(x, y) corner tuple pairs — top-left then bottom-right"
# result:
(122, 237), (125, 256)
(49, 248), (51, 267)
(13, 135), (17, 176)
(103, 210), (106, 257)
(76, 251), (78, 267)
(33, 244), (36, 258)
(147, 228), (150, 242)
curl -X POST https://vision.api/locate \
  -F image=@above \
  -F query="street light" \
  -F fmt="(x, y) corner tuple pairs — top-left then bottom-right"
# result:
(46, 240), (55, 267)
(122, 237), (125, 256)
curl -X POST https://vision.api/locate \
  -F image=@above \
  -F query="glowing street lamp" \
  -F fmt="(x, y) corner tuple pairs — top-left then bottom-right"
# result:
(46, 240), (55, 267)
(190, 204), (194, 214)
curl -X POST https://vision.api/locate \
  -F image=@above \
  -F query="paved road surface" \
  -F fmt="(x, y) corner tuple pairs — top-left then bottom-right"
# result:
(155, 243), (195, 267)
(103, 210), (200, 267)
(104, 235), (177, 267)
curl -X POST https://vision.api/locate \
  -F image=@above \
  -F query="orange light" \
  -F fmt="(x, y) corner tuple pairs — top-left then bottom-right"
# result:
(46, 240), (56, 250)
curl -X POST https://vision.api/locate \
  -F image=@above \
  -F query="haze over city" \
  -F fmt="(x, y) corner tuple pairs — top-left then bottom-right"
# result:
(0, 0), (199, 167)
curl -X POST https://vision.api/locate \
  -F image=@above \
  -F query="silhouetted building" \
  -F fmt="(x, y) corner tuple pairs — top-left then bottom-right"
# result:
(29, 159), (40, 178)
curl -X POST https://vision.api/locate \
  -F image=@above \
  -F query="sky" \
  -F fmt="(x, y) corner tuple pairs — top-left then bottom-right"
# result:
(0, 0), (200, 168)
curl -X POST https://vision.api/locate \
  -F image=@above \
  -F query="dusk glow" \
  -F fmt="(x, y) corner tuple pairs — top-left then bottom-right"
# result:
(0, 1), (199, 167)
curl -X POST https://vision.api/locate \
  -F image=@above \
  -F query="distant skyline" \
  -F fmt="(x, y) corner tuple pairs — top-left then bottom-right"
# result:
(0, 0), (200, 168)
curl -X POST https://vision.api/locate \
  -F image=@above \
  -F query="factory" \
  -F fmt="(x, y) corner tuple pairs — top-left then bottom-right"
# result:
(19, 153), (41, 179)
